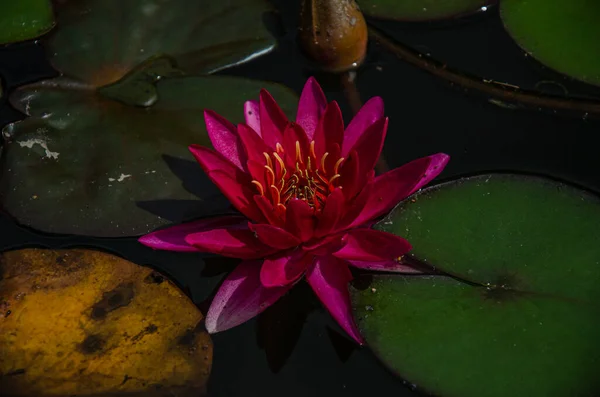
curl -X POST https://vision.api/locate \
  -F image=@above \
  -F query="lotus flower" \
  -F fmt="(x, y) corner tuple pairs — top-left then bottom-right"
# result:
(140, 77), (449, 343)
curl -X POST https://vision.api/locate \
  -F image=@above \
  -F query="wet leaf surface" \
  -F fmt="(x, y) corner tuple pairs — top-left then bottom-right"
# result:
(0, 66), (298, 237)
(358, 0), (495, 21)
(0, 248), (212, 396)
(0, 0), (55, 45)
(352, 174), (600, 397)
(501, 0), (600, 87)
(46, 0), (278, 86)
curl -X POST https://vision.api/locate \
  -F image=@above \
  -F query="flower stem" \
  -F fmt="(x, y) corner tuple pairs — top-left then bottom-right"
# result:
(368, 24), (600, 118)
(340, 70), (389, 174)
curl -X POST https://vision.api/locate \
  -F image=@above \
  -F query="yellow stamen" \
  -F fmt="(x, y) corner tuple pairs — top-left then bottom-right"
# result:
(329, 174), (341, 184)
(276, 143), (284, 153)
(263, 152), (273, 169)
(295, 141), (303, 164)
(264, 165), (275, 185)
(307, 156), (312, 172)
(251, 180), (264, 196)
(270, 185), (281, 206)
(334, 157), (345, 175)
(273, 152), (285, 174)
(321, 152), (329, 171)
(310, 141), (316, 159)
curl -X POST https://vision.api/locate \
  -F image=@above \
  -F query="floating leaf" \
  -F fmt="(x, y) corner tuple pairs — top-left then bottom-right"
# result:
(0, 0), (55, 44)
(0, 64), (298, 237)
(358, 0), (494, 21)
(0, 248), (212, 396)
(501, 0), (600, 87)
(352, 174), (600, 397)
(47, 0), (277, 86)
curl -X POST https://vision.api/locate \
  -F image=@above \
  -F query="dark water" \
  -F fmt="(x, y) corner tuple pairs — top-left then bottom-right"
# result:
(1, 2), (600, 396)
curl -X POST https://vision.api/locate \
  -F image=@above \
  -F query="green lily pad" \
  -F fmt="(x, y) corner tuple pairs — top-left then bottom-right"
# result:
(46, 0), (277, 86)
(0, 0), (55, 44)
(352, 174), (600, 397)
(501, 0), (600, 87)
(0, 64), (298, 237)
(358, 0), (494, 21)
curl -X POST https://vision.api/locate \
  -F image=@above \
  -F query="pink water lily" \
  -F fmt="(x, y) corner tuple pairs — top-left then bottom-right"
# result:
(140, 77), (449, 344)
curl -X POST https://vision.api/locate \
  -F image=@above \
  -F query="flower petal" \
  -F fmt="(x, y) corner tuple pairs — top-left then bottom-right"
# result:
(333, 229), (412, 262)
(348, 117), (388, 179)
(261, 249), (313, 287)
(286, 199), (316, 242)
(313, 101), (345, 158)
(139, 216), (247, 252)
(185, 222), (276, 259)
(254, 195), (285, 227)
(206, 260), (291, 333)
(204, 110), (246, 171)
(244, 100), (261, 136)
(306, 255), (363, 344)
(237, 123), (271, 166)
(249, 223), (301, 250)
(315, 188), (344, 237)
(349, 153), (449, 227)
(408, 153), (450, 195)
(259, 89), (288, 149)
(342, 96), (384, 157)
(189, 145), (266, 223)
(347, 260), (423, 273)
(296, 76), (327, 140)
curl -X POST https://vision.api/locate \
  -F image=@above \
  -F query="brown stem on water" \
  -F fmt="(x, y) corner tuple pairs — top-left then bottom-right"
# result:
(341, 71), (389, 174)
(369, 25), (600, 118)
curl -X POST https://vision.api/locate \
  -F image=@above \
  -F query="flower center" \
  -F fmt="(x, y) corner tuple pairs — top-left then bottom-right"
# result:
(251, 141), (343, 211)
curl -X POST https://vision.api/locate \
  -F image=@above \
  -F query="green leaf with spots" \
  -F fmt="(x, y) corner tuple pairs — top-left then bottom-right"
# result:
(0, 60), (298, 237)
(501, 0), (600, 87)
(0, 0), (55, 44)
(357, 0), (495, 21)
(352, 174), (600, 397)
(46, 0), (277, 87)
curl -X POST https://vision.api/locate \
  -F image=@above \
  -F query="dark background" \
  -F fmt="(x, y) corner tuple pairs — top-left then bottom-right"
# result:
(1, 2), (599, 396)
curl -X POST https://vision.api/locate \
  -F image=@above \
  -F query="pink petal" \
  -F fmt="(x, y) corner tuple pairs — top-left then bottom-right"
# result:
(237, 123), (271, 166)
(204, 110), (246, 171)
(259, 89), (288, 149)
(260, 249), (313, 287)
(408, 153), (450, 195)
(189, 145), (266, 223)
(139, 216), (247, 252)
(306, 255), (363, 344)
(342, 96), (384, 157)
(347, 259), (423, 273)
(349, 117), (388, 180)
(249, 223), (301, 250)
(206, 260), (291, 333)
(315, 188), (344, 238)
(349, 153), (449, 227)
(244, 100), (261, 136)
(254, 195), (285, 227)
(296, 76), (327, 140)
(185, 222), (276, 259)
(285, 199), (316, 242)
(313, 101), (344, 158)
(333, 229), (412, 262)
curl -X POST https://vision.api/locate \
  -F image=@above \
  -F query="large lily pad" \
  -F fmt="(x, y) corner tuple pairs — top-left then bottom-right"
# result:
(0, 0), (55, 45)
(358, 0), (495, 21)
(352, 174), (600, 397)
(0, 248), (212, 396)
(501, 0), (600, 87)
(0, 65), (298, 237)
(47, 0), (277, 86)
